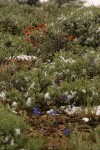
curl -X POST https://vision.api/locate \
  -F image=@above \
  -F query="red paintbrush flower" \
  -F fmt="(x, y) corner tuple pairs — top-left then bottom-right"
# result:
(39, 23), (46, 28)
(2, 64), (10, 69)
(8, 58), (12, 63)
(33, 41), (38, 46)
(24, 29), (30, 36)
(0, 68), (3, 71)
(35, 27), (40, 31)
(27, 25), (32, 30)
(42, 29), (46, 33)
(68, 35), (74, 41)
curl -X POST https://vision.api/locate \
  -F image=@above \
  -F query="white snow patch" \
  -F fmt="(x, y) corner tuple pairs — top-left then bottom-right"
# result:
(39, 0), (49, 2)
(82, 0), (100, 7)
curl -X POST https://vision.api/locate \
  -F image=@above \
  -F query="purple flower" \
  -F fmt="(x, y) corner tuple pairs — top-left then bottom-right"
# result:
(62, 94), (68, 101)
(33, 107), (40, 116)
(64, 129), (71, 136)
(89, 56), (93, 62)
(51, 101), (55, 106)
(50, 109), (57, 116)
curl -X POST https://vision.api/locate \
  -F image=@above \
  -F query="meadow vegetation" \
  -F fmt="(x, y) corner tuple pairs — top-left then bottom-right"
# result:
(0, 0), (100, 149)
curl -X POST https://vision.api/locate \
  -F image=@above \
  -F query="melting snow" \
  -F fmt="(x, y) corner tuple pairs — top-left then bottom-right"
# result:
(82, 0), (100, 7)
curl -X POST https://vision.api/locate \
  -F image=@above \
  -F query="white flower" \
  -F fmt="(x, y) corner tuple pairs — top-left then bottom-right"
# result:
(4, 136), (9, 143)
(90, 51), (95, 54)
(82, 117), (89, 122)
(52, 80), (55, 85)
(24, 92), (29, 98)
(16, 55), (37, 61)
(59, 106), (66, 111)
(66, 69), (70, 73)
(83, 69), (87, 74)
(60, 55), (65, 61)
(26, 97), (31, 107)
(44, 71), (47, 77)
(28, 81), (35, 90)
(12, 101), (17, 107)
(19, 149), (27, 150)
(44, 92), (50, 100)
(10, 139), (14, 145)
(21, 87), (24, 91)
(24, 77), (29, 82)
(15, 128), (21, 135)
(71, 91), (77, 97)
(96, 105), (100, 116)
(67, 95), (73, 100)
(57, 14), (67, 21)
(50, 23), (54, 26)
(96, 27), (100, 33)
(16, 80), (18, 83)
(64, 91), (69, 95)
(82, 89), (86, 93)
(0, 91), (6, 101)
(12, 109), (18, 114)
(62, 58), (76, 64)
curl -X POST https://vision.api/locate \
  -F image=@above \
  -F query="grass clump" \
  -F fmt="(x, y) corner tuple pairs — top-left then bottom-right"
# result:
(0, 103), (44, 150)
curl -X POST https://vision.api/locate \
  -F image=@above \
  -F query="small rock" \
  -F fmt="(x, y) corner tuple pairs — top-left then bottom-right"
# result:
(82, 117), (89, 122)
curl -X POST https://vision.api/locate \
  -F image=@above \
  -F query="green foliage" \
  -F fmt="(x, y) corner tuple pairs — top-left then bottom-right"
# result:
(16, 0), (39, 6)
(0, 104), (44, 149)
(0, 1), (100, 149)
(6, 89), (22, 102)
(0, 50), (98, 111)
(0, 104), (27, 133)
(63, 7), (100, 48)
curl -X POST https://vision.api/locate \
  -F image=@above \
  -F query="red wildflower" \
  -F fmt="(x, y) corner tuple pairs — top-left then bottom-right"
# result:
(35, 27), (40, 31)
(27, 25), (32, 30)
(0, 68), (3, 71)
(68, 35), (74, 41)
(39, 23), (46, 28)
(2, 64), (6, 67)
(24, 29), (30, 36)
(2, 64), (10, 69)
(33, 41), (38, 46)
(42, 29), (46, 33)
(8, 58), (12, 63)
(5, 65), (10, 69)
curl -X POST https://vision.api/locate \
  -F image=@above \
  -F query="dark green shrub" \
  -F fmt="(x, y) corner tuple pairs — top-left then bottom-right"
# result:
(16, 0), (39, 6)
(63, 8), (100, 48)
